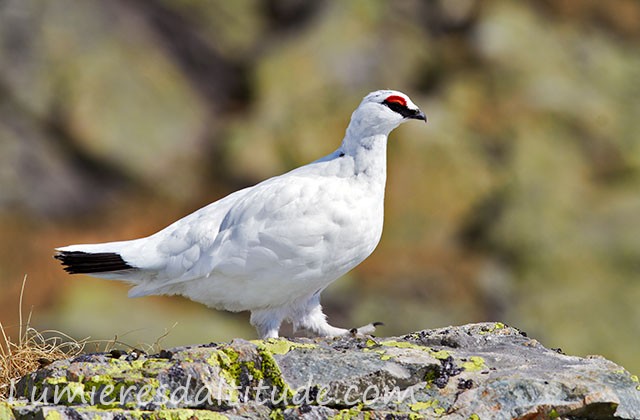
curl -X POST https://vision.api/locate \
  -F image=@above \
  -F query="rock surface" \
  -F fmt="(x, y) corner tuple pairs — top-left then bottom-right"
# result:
(2, 323), (640, 419)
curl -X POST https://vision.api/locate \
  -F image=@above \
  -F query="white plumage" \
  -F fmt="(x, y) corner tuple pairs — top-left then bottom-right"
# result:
(55, 90), (426, 339)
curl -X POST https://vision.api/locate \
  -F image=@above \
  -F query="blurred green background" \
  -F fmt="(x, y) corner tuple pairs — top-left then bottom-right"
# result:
(1, 0), (639, 373)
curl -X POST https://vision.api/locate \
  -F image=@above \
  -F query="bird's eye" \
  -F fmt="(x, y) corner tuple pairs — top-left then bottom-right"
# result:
(383, 95), (409, 115)
(383, 95), (407, 107)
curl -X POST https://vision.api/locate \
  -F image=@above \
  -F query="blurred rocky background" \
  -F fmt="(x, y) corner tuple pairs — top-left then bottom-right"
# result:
(0, 0), (638, 373)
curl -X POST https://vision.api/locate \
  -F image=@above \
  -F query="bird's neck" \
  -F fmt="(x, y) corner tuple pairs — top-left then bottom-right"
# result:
(340, 134), (388, 180)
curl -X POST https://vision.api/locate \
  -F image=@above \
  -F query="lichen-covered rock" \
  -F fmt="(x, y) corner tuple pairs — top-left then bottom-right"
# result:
(3, 323), (640, 419)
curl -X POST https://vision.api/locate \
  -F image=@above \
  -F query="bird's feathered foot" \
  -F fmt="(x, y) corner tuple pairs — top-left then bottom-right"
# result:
(255, 296), (384, 339)
(349, 321), (384, 336)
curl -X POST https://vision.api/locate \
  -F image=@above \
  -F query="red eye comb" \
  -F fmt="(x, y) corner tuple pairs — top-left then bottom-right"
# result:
(384, 95), (407, 107)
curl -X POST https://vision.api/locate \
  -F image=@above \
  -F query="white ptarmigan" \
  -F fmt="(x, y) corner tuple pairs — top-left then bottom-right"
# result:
(55, 90), (426, 339)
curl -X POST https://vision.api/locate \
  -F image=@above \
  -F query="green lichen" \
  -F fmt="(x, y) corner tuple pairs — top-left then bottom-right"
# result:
(549, 408), (560, 418)
(424, 367), (438, 387)
(154, 408), (228, 419)
(251, 338), (317, 355)
(409, 399), (444, 416)
(40, 376), (85, 405)
(468, 414), (480, 420)
(82, 371), (161, 409)
(269, 408), (285, 420)
(376, 340), (451, 361)
(208, 346), (240, 378)
(56, 381), (86, 405)
(328, 403), (370, 420)
(0, 402), (16, 420)
(206, 347), (241, 402)
(379, 340), (418, 349)
(73, 406), (228, 419)
(409, 400), (435, 411)
(461, 356), (486, 372)
(43, 376), (68, 386)
(43, 409), (63, 420)
(429, 349), (451, 360)
(479, 323), (506, 335)
(207, 342), (295, 405)
(256, 346), (294, 402)
(36, 356), (180, 409)
(85, 374), (115, 388)
(142, 359), (174, 375)
(362, 347), (391, 360)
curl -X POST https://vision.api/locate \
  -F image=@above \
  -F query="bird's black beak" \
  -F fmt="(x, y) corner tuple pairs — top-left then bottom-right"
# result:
(408, 109), (427, 122)
(415, 110), (427, 122)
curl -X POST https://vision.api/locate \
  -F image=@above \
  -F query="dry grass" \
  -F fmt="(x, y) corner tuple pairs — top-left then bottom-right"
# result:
(0, 277), (176, 401)
(0, 276), (85, 401)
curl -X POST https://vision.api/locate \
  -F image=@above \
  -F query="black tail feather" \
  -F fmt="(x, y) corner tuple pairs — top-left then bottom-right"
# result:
(54, 251), (135, 274)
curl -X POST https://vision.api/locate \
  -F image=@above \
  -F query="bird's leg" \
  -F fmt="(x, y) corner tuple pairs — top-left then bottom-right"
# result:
(292, 300), (348, 336)
(290, 294), (381, 337)
(250, 308), (286, 339)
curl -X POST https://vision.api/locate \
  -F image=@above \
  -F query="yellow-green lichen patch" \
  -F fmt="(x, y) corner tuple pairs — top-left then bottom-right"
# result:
(206, 347), (241, 402)
(377, 341), (451, 361)
(0, 402), (16, 420)
(468, 414), (480, 420)
(479, 323), (506, 335)
(43, 409), (63, 420)
(429, 349), (451, 360)
(379, 340), (419, 349)
(251, 338), (316, 355)
(74, 406), (229, 419)
(208, 343), (295, 404)
(269, 408), (285, 420)
(423, 366), (440, 387)
(77, 366), (162, 409)
(409, 399), (445, 416)
(328, 403), (371, 420)
(43, 376), (68, 386)
(41, 376), (86, 405)
(461, 356), (486, 372)
(409, 400), (435, 411)
(207, 346), (240, 378)
(149, 408), (229, 419)
(141, 359), (174, 376)
(255, 347), (294, 402)
(362, 347), (392, 361)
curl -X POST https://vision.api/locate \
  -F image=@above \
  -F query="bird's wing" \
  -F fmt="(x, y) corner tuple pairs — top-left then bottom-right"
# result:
(155, 172), (346, 276)
(208, 166), (379, 290)
(121, 187), (253, 283)
(210, 175), (341, 278)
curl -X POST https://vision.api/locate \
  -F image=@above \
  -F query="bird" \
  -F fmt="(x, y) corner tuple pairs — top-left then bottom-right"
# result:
(55, 90), (427, 339)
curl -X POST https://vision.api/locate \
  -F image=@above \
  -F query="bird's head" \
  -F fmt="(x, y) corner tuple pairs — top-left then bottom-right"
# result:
(346, 90), (426, 140)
